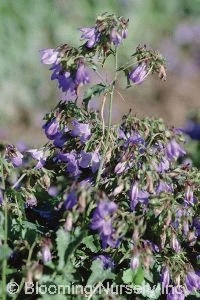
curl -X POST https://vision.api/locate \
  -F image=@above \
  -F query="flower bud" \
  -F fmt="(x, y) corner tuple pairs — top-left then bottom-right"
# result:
(130, 255), (140, 270)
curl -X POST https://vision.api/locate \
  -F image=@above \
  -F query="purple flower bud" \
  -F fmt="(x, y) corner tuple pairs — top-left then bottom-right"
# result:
(171, 235), (181, 253)
(41, 238), (52, 263)
(75, 61), (90, 86)
(110, 28), (123, 46)
(130, 182), (139, 210)
(6, 145), (23, 167)
(114, 162), (126, 174)
(161, 266), (170, 288)
(0, 189), (4, 205)
(184, 185), (195, 205)
(91, 150), (100, 173)
(40, 48), (60, 65)
(130, 255), (140, 270)
(129, 62), (148, 84)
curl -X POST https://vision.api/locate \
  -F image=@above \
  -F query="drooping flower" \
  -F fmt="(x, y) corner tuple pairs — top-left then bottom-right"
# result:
(70, 120), (91, 143)
(161, 266), (170, 288)
(63, 190), (77, 210)
(80, 27), (100, 48)
(167, 287), (185, 300)
(91, 200), (118, 248)
(59, 151), (80, 177)
(75, 60), (90, 86)
(184, 185), (195, 206)
(185, 271), (200, 292)
(129, 62), (148, 84)
(43, 118), (60, 140)
(156, 181), (173, 194)
(40, 238), (52, 263)
(166, 139), (186, 160)
(182, 121), (200, 140)
(78, 151), (92, 168)
(6, 144), (23, 167)
(27, 149), (47, 169)
(171, 235), (181, 253)
(40, 48), (60, 65)
(130, 182), (149, 211)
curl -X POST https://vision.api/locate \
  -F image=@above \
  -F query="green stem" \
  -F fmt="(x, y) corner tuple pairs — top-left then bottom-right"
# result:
(1, 158), (8, 300)
(95, 50), (118, 187)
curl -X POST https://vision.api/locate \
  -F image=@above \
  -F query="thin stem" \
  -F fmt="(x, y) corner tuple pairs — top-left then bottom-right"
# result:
(1, 157), (8, 300)
(95, 49), (118, 187)
(2, 198), (8, 300)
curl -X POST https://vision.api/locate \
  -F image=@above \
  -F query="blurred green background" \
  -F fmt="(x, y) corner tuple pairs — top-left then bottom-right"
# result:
(1, 0), (200, 146)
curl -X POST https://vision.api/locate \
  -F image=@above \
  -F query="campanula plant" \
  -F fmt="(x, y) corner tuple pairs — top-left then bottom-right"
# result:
(0, 13), (200, 300)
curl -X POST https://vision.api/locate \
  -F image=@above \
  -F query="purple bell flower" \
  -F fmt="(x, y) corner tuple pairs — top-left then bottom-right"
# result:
(80, 27), (100, 48)
(63, 191), (77, 210)
(130, 182), (149, 211)
(70, 120), (91, 143)
(40, 48), (60, 65)
(78, 151), (92, 168)
(185, 271), (200, 292)
(129, 62), (148, 84)
(75, 61), (90, 86)
(161, 266), (170, 288)
(182, 121), (200, 140)
(91, 200), (118, 248)
(166, 139), (186, 160)
(43, 118), (60, 140)
(27, 149), (47, 169)
(167, 287), (185, 300)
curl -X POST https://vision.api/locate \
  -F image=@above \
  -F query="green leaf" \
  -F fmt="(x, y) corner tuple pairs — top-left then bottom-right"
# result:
(56, 228), (71, 270)
(83, 84), (107, 110)
(82, 235), (99, 252)
(87, 259), (115, 285)
(122, 268), (135, 284)
(0, 245), (12, 261)
(122, 267), (144, 285)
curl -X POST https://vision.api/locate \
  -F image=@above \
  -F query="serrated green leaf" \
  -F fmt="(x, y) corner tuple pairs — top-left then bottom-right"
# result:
(82, 235), (99, 252)
(56, 228), (71, 270)
(83, 84), (107, 110)
(87, 260), (115, 285)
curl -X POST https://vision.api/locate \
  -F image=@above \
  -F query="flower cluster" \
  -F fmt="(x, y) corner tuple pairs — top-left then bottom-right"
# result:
(80, 13), (128, 50)
(40, 45), (90, 96)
